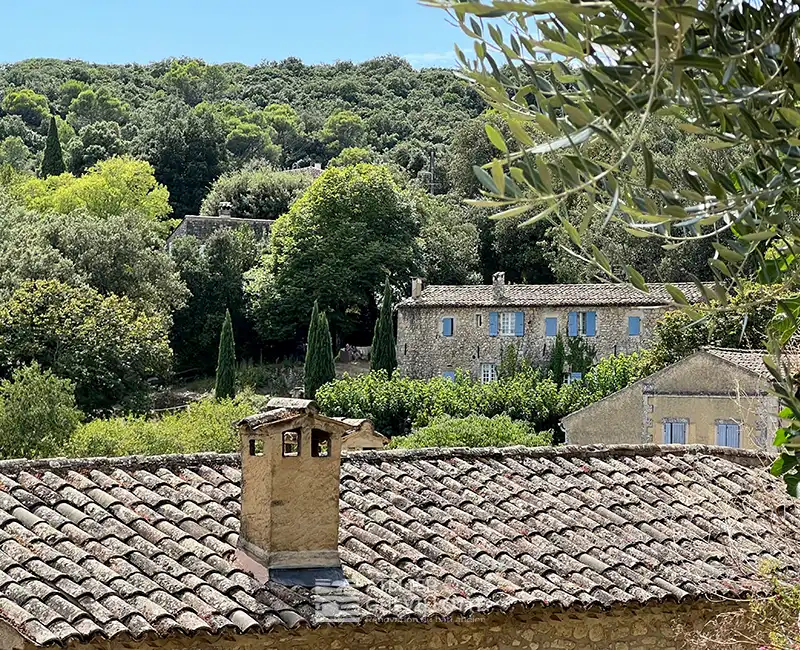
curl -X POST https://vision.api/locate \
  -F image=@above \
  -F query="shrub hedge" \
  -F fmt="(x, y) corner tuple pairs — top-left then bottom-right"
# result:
(390, 415), (552, 449)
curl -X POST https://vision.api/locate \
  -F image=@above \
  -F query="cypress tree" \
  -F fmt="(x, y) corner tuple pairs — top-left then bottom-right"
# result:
(304, 302), (336, 399)
(370, 279), (397, 376)
(40, 116), (65, 178)
(214, 309), (236, 400)
(304, 301), (322, 398)
(318, 311), (336, 388)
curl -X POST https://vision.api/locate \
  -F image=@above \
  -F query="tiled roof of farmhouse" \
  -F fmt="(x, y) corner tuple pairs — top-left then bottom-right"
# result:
(704, 347), (800, 379)
(402, 282), (704, 307)
(0, 445), (797, 646)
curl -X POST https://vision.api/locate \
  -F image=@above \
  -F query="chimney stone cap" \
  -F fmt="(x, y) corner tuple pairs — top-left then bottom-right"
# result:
(266, 397), (318, 413)
(218, 201), (233, 217)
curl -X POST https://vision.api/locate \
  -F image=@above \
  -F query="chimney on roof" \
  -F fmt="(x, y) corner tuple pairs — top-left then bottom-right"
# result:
(493, 271), (505, 300)
(411, 277), (426, 299)
(218, 201), (232, 217)
(237, 398), (351, 580)
(313, 162), (322, 170)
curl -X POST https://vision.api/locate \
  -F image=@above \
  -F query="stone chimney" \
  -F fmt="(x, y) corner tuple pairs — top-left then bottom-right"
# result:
(218, 201), (232, 217)
(237, 398), (353, 579)
(411, 277), (426, 299)
(493, 271), (506, 300)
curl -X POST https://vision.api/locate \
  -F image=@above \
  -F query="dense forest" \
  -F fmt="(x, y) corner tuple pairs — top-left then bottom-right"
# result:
(0, 55), (741, 425)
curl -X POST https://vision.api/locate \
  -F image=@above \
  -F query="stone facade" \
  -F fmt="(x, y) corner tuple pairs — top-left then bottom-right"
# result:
(397, 275), (679, 381)
(38, 601), (739, 650)
(561, 348), (779, 449)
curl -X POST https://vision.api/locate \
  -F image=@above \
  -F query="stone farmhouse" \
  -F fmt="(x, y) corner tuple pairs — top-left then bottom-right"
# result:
(396, 273), (703, 381)
(562, 347), (800, 449)
(0, 399), (796, 650)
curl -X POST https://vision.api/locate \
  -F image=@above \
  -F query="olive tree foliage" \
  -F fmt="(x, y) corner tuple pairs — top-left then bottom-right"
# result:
(427, 0), (800, 492)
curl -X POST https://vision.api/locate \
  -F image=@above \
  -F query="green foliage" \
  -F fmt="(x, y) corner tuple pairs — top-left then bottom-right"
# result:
(0, 195), (186, 313)
(67, 120), (126, 174)
(65, 392), (263, 458)
(200, 165), (311, 219)
(40, 116), (65, 177)
(170, 228), (262, 372)
(11, 156), (171, 220)
(304, 302), (335, 399)
(236, 359), (303, 395)
(0, 136), (33, 172)
(0, 362), (82, 459)
(370, 279), (397, 376)
(566, 336), (596, 378)
(318, 355), (649, 440)
(499, 344), (520, 379)
(67, 87), (127, 131)
(0, 280), (172, 413)
(215, 310), (236, 400)
(650, 284), (791, 367)
(328, 147), (376, 167)
(548, 334), (566, 385)
(246, 164), (419, 347)
(390, 414), (552, 450)
(164, 60), (228, 107)
(321, 110), (365, 155)
(2, 88), (50, 127)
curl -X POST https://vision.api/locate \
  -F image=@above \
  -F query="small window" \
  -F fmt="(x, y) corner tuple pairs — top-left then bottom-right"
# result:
(443, 371), (456, 381)
(404, 343), (408, 356)
(442, 317), (454, 337)
(282, 430), (300, 457)
(545, 317), (558, 337)
(716, 422), (740, 448)
(628, 316), (641, 336)
(568, 311), (597, 337)
(663, 420), (687, 444)
(499, 312), (515, 336)
(249, 439), (264, 456)
(568, 372), (583, 383)
(480, 363), (497, 384)
(311, 429), (331, 457)
(475, 313), (483, 328)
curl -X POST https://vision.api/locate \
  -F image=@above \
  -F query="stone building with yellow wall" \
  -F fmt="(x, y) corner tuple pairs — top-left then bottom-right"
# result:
(561, 347), (798, 448)
(396, 273), (703, 381)
(0, 399), (795, 650)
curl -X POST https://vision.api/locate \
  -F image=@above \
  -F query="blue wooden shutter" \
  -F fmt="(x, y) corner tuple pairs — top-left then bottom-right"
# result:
(628, 316), (641, 336)
(545, 317), (558, 337)
(442, 317), (453, 337)
(443, 371), (456, 381)
(586, 311), (597, 336)
(514, 312), (524, 336)
(567, 312), (578, 337)
(489, 312), (499, 337)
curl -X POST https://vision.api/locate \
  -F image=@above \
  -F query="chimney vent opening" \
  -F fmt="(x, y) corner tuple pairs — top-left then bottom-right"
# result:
(311, 430), (331, 457)
(249, 439), (264, 456)
(282, 430), (300, 457)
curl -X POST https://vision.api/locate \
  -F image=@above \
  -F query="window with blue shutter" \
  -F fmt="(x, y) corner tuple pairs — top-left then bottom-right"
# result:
(489, 312), (499, 337)
(442, 317), (453, 337)
(628, 316), (641, 336)
(569, 372), (583, 382)
(716, 422), (740, 447)
(567, 312), (578, 337)
(443, 371), (456, 381)
(585, 311), (597, 337)
(545, 317), (558, 337)
(514, 312), (524, 337)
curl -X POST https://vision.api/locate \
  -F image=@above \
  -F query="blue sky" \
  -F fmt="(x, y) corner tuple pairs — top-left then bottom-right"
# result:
(0, 1), (472, 67)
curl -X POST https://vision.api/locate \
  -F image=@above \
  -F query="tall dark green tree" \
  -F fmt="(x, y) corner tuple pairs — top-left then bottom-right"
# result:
(370, 279), (397, 376)
(304, 301), (335, 399)
(214, 309), (236, 400)
(40, 116), (65, 177)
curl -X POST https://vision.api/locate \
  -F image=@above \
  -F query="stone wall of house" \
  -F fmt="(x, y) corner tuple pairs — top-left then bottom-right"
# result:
(563, 351), (776, 449)
(52, 601), (742, 650)
(397, 303), (669, 380)
(166, 216), (273, 251)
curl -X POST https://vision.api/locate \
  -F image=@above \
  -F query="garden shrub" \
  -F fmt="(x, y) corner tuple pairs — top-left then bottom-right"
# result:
(65, 391), (266, 457)
(390, 414), (552, 449)
(317, 353), (655, 440)
(0, 362), (82, 459)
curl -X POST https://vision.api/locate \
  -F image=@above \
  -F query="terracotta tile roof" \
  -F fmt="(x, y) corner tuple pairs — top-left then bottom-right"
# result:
(704, 347), (800, 379)
(401, 282), (704, 308)
(0, 445), (797, 646)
